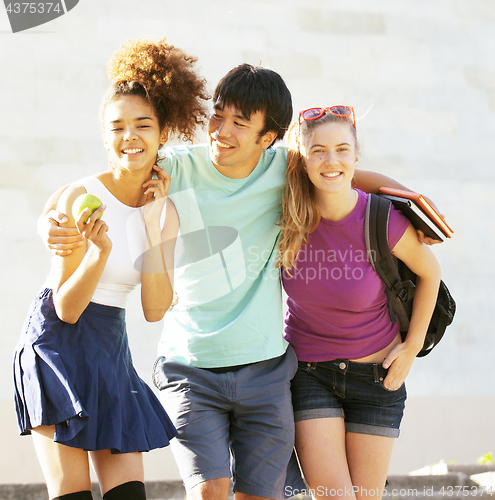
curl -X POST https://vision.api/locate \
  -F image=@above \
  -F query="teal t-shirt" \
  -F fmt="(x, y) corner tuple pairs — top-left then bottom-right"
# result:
(156, 144), (288, 367)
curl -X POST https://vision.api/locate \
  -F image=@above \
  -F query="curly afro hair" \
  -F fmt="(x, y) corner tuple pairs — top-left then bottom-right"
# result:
(102, 37), (210, 143)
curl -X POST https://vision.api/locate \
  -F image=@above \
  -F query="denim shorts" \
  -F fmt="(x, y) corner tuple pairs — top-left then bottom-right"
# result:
(152, 346), (305, 500)
(291, 359), (407, 438)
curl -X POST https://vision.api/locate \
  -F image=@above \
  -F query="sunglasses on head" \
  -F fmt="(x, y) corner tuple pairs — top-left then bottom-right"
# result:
(298, 106), (356, 132)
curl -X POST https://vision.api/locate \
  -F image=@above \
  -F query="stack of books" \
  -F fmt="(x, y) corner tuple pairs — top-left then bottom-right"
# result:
(378, 187), (454, 242)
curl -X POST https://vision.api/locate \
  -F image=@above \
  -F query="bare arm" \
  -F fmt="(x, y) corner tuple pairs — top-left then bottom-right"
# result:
(50, 185), (111, 324)
(353, 168), (443, 245)
(381, 224), (442, 390)
(140, 166), (177, 322)
(38, 184), (84, 256)
(353, 168), (410, 195)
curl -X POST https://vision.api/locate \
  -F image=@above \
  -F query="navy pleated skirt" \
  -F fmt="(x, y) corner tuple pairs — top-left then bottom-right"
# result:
(13, 288), (177, 453)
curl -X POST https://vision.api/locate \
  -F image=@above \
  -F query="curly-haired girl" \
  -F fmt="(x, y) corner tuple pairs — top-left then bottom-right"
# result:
(13, 38), (209, 500)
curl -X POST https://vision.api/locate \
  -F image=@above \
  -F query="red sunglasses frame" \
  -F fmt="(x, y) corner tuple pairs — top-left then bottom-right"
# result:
(298, 106), (356, 132)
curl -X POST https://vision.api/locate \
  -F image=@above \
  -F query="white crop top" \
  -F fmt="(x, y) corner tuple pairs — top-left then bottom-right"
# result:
(50, 176), (150, 309)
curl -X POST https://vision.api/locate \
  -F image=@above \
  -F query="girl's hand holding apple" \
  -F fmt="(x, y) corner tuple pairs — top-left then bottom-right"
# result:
(74, 204), (112, 254)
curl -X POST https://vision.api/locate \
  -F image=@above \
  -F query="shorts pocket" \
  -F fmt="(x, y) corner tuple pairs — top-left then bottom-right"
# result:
(375, 365), (404, 393)
(379, 380), (405, 393)
(152, 356), (166, 390)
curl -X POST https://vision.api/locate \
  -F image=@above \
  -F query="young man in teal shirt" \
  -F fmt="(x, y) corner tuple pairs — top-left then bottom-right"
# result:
(41, 64), (417, 500)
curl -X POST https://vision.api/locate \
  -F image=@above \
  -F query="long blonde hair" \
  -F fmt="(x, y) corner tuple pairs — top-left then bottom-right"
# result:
(277, 112), (358, 273)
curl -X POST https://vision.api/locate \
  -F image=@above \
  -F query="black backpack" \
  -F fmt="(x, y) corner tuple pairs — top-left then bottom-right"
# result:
(365, 194), (456, 357)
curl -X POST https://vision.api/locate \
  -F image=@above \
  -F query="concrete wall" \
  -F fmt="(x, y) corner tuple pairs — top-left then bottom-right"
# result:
(1, 0), (494, 484)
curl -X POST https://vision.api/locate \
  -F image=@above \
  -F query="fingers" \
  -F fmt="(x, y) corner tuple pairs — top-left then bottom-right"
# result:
(152, 163), (171, 181)
(84, 204), (106, 222)
(142, 165), (171, 198)
(86, 220), (109, 240)
(143, 180), (168, 195)
(75, 207), (91, 233)
(383, 362), (405, 391)
(143, 184), (165, 199)
(416, 229), (442, 246)
(382, 350), (403, 390)
(416, 230), (442, 246)
(382, 347), (414, 391)
(382, 350), (396, 370)
(46, 220), (84, 255)
(51, 248), (76, 257)
(382, 371), (404, 392)
(424, 237), (442, 246)
(48, 240), (84, 254)
(47, 225), (82, 241)
(47, 209), (68, 226)
(79, 217), (110, 248)
(416, 230), (428, 244)
(75, 205), (107, 236)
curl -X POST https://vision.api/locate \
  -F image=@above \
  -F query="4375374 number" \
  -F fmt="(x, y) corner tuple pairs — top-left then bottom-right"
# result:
(439, 486), (494, 496)
(5, 3), (62, 14)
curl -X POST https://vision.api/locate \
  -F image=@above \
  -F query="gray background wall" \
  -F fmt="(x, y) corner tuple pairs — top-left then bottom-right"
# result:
(0, 0), (493, 485)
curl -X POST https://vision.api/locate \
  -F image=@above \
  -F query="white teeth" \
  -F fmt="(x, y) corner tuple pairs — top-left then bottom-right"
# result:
(216, 141), (233, 149)
(123, 148), (143, 154)
(322, 172), (341, 178)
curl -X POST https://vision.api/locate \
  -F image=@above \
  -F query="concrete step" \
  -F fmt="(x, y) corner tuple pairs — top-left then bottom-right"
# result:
(1, 472), (493, 500)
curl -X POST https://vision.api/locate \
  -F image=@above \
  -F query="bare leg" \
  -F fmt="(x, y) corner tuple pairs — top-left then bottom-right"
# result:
(295, 418), (355, 500)
(31, 425), (91, 499)
(90, 449), (144, 497)
(186, 478), (231, 500)
(236, 494), (275, 500)
(345, 433), (395, 500)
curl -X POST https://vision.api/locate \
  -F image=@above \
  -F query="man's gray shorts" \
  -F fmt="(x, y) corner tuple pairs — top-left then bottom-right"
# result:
(153, 346), (301, 499)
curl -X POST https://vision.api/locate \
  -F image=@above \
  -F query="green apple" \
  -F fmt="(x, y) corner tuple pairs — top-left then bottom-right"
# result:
(72, 193), (103, 224)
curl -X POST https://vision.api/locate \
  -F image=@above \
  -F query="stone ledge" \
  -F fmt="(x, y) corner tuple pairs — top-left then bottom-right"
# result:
(387, 473), (479, 490)
(448, 465), (495, 476)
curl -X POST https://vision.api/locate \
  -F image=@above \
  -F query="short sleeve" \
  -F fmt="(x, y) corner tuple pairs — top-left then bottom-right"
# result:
(387, 204), (411, 250)
(156, 147), (175, 176)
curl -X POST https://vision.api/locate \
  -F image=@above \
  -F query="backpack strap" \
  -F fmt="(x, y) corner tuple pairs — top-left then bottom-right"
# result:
(365, 194), (416, 324)
(365, 195), (402, 291)
(366, 194), (397, 323)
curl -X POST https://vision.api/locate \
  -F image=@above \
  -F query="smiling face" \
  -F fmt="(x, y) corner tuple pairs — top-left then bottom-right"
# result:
(301, 120), (358, 199)
(103, 95), (168, 174)
(208, 102), (277, 179)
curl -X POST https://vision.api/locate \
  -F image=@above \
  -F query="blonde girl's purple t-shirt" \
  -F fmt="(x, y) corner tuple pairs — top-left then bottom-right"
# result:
(282, 190), (410, 361)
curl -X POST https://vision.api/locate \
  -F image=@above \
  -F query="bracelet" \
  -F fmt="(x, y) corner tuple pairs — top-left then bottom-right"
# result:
(168, 290), (179, 311)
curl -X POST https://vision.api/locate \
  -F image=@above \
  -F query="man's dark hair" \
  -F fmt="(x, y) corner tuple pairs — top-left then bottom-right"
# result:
(213, 64), (293, 146)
